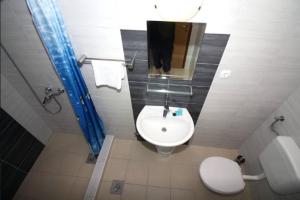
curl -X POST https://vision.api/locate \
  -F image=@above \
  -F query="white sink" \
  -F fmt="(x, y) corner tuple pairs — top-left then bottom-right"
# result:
(136, 105), (194, 155)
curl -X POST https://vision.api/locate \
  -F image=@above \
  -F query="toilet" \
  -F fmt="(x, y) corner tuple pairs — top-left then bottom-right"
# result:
(199, 156), (245, 194)
(199, 136), (300, 195)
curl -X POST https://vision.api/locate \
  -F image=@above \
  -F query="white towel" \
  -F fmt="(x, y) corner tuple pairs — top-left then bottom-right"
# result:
(91, 60), (125, 90)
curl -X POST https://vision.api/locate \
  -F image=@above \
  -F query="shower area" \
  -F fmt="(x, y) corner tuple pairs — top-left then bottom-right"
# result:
(1, 42), (93, 199)
(1, 0), (108, 199)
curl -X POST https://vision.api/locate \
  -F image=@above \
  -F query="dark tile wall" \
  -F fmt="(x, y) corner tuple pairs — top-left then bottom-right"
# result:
(0, 108), (44, 200)
(121, 30), (229, 138)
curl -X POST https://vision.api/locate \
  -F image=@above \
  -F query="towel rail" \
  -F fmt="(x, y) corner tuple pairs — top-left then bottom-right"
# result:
(77, 51), (137, 70)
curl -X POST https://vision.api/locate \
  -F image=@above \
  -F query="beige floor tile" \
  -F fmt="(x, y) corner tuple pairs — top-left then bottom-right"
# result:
(147, 186), (171, 200)
(33, 150), (86, 176)
(232, 184), (253, 200)
(194, 180), (222, 200)
(16, 172), (46, 198)
(46, 133), (79, 150)
(31, 148), (62, 174)
(67, 177), (90, 200)
(129, 141), (159, 161)
(13, 194), (35, 200)
(57, 153), (86, 176)
(17, 171), (75, 200)
(46, 133), (90, 156)
(171, 189), (195, 200)
(170, 164), (199, 190)
(77, 162), (95, 178)
(187, 146), (215, 165)
(196, 146), (238, 160)
(194, 178), (251, 200)
(97, 181), (120, 200)
(125, 160), (148, 185)
(170, 145), (194, 164)
(110, 139), (132, 159)
(121, 184), (146, 200)
(103, 158), (128, 181)
(148, 161), (170, 187)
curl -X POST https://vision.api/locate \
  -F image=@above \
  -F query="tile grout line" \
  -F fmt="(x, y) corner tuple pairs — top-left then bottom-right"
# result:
(84, 135), (114, 200)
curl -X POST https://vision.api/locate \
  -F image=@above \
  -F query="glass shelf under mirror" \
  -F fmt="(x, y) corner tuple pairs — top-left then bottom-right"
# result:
(146, 79), (192, 96)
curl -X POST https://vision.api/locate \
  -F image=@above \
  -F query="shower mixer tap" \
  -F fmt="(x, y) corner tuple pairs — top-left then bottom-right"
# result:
(42, 87), (64, 105)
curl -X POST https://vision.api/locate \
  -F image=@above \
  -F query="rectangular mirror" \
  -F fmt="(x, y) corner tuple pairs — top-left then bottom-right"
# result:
(147, 21), (206, 80)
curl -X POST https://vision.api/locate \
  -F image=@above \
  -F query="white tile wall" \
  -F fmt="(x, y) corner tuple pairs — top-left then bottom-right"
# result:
(1, 0), (136, 139)
(191, 0), (300, 148)
(57, 0), (136, 139)
(2, 0), (300, 147)
(108, 0), (300, 148)
(1, 0), (61, 134)
(1, 75), (52, 144)
(239, 86), (300, 200)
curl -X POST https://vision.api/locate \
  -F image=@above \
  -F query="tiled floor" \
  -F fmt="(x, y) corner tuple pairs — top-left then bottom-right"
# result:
(14, 133), (94, 200)
(14, 136), (253, 200)
(96, 139), (253, 200)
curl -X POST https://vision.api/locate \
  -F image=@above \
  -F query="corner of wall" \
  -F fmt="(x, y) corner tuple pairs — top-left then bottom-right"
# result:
(1, 74), (53, 144)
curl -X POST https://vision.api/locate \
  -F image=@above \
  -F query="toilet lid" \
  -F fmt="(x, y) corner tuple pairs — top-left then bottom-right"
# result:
(199, 156), (245, 194)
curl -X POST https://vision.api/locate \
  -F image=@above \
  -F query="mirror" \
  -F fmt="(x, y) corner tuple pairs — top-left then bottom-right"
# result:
(147, 21), (206, 80)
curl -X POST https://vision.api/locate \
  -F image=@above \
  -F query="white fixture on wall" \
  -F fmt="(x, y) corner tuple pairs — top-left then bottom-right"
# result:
(153, 0), (204, 21)
(219, 70), (232, 79)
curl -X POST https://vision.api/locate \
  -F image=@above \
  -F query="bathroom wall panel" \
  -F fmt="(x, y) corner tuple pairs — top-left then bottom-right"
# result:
(197, 34), (230, 65)
(239, 86), (300, 200)
(121, 29), (229, 132)
(4, 133), (35, 168)
(2, 0), (136, 139)
(1, 74), (52, 144)
(0, 108), (44, 200)
(115, 0), (300, 151)
(1, 163), (27, 200)
(1, 0), (80, 136)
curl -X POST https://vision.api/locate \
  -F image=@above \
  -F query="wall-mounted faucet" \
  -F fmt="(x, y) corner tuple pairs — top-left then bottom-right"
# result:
(41, 87), (64, 114)
(270, 115), (285, 136)
(42, 87), (64, 105)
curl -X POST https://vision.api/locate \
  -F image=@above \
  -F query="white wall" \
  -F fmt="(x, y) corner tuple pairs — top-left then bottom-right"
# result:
(57, 0), (136, 139)
(192, 0), (300, 148)
(1, 0), (136, 139)
(1, 74), (52, 144)
(239, 85), (300, 200)
(0, 0), (82, 135)
(2, 0), (300, 146)
(110, 0), (300, 148)
(113, 0), (300, 148)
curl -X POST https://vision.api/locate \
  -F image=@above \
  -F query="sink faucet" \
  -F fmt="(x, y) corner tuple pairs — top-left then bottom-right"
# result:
(163, 93), (170, 117)
(163, 104), (170, 118)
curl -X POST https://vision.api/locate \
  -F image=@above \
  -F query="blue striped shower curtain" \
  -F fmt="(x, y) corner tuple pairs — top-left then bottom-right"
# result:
(26, 0), (105, 154)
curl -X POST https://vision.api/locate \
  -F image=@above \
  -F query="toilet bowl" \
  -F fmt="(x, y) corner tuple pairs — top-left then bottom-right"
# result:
(199, 136), (300, 195)
(199, 156), (245, 194)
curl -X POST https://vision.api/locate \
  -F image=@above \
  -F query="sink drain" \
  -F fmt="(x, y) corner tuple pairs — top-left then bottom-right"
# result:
(161, 127), (167, 132)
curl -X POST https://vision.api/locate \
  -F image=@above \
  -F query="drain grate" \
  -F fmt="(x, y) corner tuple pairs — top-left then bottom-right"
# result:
(110, 180), (125, 195)
(86, 153), (97, 164)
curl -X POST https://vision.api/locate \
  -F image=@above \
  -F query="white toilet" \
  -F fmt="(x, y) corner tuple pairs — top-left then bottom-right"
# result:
(199, 136), (300, 195)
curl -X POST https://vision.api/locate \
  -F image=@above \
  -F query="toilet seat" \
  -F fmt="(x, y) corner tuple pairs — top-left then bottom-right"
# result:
(199, 156), (245, 195)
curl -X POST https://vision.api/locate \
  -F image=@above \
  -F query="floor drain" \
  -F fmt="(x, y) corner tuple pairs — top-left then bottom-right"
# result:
(86, 153), (97, 164)
(161, 127), (167, 132)
(110, 180), (125, 195)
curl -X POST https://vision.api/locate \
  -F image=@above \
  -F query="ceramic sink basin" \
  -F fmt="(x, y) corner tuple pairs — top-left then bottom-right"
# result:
(136, 105), (194, 147)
